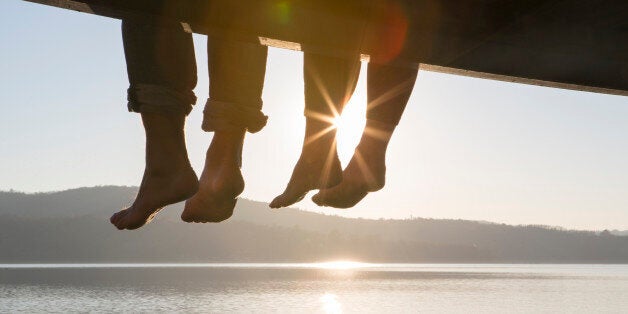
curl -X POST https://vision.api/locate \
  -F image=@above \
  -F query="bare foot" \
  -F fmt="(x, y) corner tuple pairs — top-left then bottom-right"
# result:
(312, 121), (392, 208)
(110, 166), (198, 229)
(181, 131), (245, 223)
(311, 153), (384, 208)
(110, 113), (198, 230)
(270, 119), (343, 209)
(269, 152), (343, 208)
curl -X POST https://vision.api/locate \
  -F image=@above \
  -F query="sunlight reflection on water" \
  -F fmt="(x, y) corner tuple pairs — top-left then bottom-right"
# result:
(2, 264), (628, 313)
(0, 261), (380, 270)
(315, 261), (374, 270)
(321, 293), (342, 314)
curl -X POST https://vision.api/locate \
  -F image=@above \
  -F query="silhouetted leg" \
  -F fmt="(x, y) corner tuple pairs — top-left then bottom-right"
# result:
(111, 20), (199, 230)
(182, 38), (268, 223)
(270, 53), (360, 208)
(313, 63), (418, 208)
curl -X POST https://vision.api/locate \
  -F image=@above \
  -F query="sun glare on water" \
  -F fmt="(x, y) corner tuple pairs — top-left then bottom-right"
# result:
(315, 260), (372, 270)
(320, 293), (342, 314)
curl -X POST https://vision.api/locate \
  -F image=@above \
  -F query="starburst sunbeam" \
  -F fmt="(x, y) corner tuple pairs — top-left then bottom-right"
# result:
(353, 150), (377, 187)
(319, 137), (339, 186)
(304, 124), (337, 146)
(363, 125), (392, 141)
(366, 75), (416, 112)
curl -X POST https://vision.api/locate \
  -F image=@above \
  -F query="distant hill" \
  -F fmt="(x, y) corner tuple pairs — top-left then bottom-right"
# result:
(1, 186), (627, 263)
(611, 230), (628, 236)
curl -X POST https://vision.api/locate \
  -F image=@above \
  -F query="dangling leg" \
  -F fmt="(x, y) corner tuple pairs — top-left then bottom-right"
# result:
(313, 63), (418, 208)
(111, 20), (199, 230)
(182, 38), (268, 223)
(270, 53), (360, 208)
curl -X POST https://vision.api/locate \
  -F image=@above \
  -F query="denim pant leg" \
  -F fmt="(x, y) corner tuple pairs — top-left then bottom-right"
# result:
(122, 19), (197, 115)
(202, 37), (268, 133)
(303, 53), (361, 120)
(366, 64), (418, 126)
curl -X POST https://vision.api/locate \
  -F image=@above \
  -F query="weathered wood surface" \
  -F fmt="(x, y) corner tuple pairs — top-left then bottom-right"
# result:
(23, 0), (628, 96)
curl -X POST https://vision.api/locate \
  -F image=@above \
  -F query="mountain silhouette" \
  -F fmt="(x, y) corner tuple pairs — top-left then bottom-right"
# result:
(1, 186), (627, 263)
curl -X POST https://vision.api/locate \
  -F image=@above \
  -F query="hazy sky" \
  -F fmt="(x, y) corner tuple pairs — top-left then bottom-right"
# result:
(2, 1), (627, 230)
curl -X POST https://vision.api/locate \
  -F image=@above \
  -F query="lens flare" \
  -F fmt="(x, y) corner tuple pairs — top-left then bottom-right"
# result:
(372, 1), (409, 63)
(274, 1), (292, 25)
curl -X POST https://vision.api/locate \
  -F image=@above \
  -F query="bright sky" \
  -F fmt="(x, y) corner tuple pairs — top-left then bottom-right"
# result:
(1, 1), (627, 230)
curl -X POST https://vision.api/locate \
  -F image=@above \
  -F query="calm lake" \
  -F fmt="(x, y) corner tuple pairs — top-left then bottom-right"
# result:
(1, 263), (627, 313)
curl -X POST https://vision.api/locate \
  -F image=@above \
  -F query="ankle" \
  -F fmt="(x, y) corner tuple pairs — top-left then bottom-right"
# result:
(304, 116), (337, 138)
(355, 138), (387, 165)
(142, 112), (188, 158)
(208, 130), (245, 166)
(212, 131), (245, 149)
(145, 161), (189, 177)
(303, 120), (337, 150)
(145, 144), (191, 174)
(366, 119), (396, 131)
(142, 112), (185, 132)
(359, 120), (394, 152)
(365, 119), (395, 139)
(301, 140), (338, 162)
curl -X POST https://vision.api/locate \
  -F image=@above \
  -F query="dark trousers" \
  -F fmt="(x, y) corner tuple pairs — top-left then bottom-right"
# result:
(122, 19), (268, 133)
(303, 53), (418, 126)
(366, 63), (418, 126)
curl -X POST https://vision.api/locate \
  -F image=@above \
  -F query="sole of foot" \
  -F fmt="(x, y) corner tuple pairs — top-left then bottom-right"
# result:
(181, 197), (238, 223)
(181, 160), (244, 223)
(311, 153), (385, 209)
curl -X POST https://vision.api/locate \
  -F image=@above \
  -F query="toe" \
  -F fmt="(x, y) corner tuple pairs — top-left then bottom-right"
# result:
(182, 196), (211, 223)
(113, 218), (125, 230)
(269, 196), (283, 208)
(116, 213), (133, 230)
(312, 183), (368, 209)
(269, 194), (294, 209)
(208, 199), (236, 222)
(181, 199), (198, 223)
(181, 212), (193, 223)
(270, 186), (307, 208)
(311, 183), (345, 206)
(110, 210), (126, 225)
(181, 214), (193, 223)
(125, 223), (141, 230)
(311, 191), (327, 206)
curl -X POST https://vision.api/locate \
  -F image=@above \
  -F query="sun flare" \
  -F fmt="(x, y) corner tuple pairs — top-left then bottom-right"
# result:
(334, 96), (367, 165)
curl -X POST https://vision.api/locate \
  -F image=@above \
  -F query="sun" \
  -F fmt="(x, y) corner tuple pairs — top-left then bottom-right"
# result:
(301, 61), (368, 165)
(334, 92), (367, 165)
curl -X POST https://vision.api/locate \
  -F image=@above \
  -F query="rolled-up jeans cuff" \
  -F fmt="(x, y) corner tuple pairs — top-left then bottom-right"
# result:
(127, 84), (197, 116)
(202, 99), (268, 133)
(303, 109), (337, 123)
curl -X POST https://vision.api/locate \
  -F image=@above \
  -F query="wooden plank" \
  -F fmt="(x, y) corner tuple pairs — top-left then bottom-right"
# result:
(23, 0), (628, 96)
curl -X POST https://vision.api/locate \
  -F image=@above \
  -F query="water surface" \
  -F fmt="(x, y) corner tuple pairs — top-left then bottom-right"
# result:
(1, 263), (627, 313)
